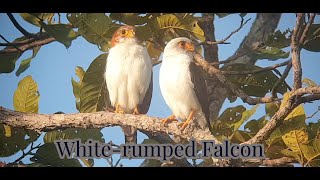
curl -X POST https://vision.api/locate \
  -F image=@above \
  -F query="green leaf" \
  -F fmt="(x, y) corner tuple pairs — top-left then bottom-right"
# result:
(231, 105), (259, 138)
(239, 13), (247, 18)
(282, 129), (308, 152)
(156, 14), (205, 41)
(302, 78), (317, 87)
(0, 125), (39, 157)
(265, 141), (287, 159)
(20, 13), (55, 27)
(280, 92), (306, 121)
(109, 13), (149, 25)
(40, 22), (77, 48)
(303, 24), (320, 52)
(230, 130), (253, 143)
(265, 29), (291, 49)
(281, 148), (301, 162)
(265, 101), (280, 118)
(44, 128), (104, 143)
(79, 54), (110, 113)
(222, 64), (289, 97)
(0, 52), (22, 74)
(139, 159), (162, 167)
(79, 158), (94, 167)
(307, 120), (320, 140)
(13, 75), (39, 113)
(301, 138), (320, 167)
(266, 128), (283, 146)
(67, 13), (118, 51)
(244, 116), (268, 134)
(218, 105), (246, 124)
(254, 46), (289, 61)
(31, 143), (82, 167)
(15, 46), (41, 76)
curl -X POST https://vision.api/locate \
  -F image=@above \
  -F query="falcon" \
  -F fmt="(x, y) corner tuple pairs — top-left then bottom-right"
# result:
(105, 25), (153, 143)
(159, 37), (210, 131)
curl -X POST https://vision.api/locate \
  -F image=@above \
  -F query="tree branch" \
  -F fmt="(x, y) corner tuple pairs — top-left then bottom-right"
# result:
(0, 32), (55, 55)
(0, 106), (219, 144)
(7, 13), (34, 38)
(271, 61), (292, 97)
(243, 157), (296, 167)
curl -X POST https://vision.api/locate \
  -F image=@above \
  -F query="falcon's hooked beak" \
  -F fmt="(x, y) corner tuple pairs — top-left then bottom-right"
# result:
(126, 30), (135, 38)
(185, 42), (195, 52)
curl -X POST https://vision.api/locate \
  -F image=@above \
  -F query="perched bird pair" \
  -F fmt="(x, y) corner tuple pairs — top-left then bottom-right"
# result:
(105, 25), (210, 144)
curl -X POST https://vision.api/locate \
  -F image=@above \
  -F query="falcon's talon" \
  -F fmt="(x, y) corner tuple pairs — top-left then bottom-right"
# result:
(115, 104), (125, 114)
(162, 115), (178, 125)
(133, 106), (140, 115)
(179, 110), (195, 131)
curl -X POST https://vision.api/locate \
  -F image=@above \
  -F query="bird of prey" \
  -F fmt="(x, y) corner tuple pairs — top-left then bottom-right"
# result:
(105, 25), (153, 143)
(159, 37), (210, 131)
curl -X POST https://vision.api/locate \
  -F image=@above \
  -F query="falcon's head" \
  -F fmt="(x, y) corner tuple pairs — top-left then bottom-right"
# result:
(111, 25), (137, 47)
(163, 37), (195, 58)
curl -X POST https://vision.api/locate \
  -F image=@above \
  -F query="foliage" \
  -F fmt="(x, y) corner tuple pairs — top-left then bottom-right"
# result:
(0, 13), (320, 167)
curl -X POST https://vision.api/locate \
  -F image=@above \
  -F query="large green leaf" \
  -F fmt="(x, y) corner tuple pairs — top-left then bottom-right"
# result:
(217, 105), (246, 124)
(265, 29), (291, 49)
(265, 101), (280, 118)
(222, 64), (289, 97)
(15, 46), (41, 76)
(156, 14), (205, 41)
(13, 75), (39, 113)
(67, 13), (118, 51)
(0, 125), (39, 157)
(301, 138), (320, 167)
(230, 130), (253, 143)
(20, 13), (55, 27)
(79, 53), (110, 113)
(31, 143), (82, 167)
(303, 24), (320, 52)
(282, 129), (308, 152)
(44, 128), (104, 143)
(40, 22), (78, 48)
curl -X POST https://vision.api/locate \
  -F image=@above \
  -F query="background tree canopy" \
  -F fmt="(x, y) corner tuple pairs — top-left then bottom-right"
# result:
(0, 13), (320, 167)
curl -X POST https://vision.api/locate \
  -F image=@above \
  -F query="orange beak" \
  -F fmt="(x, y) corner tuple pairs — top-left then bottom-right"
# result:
(126, 30), (135, 38)
(185, 42), (195, 52)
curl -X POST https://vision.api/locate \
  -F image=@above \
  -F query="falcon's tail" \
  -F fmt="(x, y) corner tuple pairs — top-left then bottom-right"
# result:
(122, 126), (137, 144)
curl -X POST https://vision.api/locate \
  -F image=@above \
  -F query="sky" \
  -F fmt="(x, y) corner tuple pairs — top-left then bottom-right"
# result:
(0, 13), (319, 167)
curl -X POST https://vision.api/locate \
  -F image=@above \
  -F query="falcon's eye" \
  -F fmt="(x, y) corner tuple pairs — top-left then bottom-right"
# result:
(121, 30), (127, 35)
(180, 41), (186, 46)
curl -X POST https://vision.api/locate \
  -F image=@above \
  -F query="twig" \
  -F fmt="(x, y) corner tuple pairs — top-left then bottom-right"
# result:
(198, 17), (251, 46)
(306, 106), (320, 119)
(271, 60), (292, 97)
(0, 34), (22, 52)
(7, 13), (34, 38)
(300, 13), (316, 45)
(243, 157), (296, 167)
(220, 59), (290, 75)
(7, 142), (41, 166)
(114, 157), (122, 167)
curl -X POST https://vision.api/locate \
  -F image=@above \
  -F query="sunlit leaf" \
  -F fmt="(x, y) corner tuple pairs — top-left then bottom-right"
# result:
(301, 138), (320, 167)
(156, 14), (205, 41)
(40, 22), (78, 48)
(71, 66), (85, 111)
(16, 46), (41, 76)
(222, 64), (289, 97)
(80, 158), (94, 167)
(230, 130), (253, 143)
(231, 105), (259, 138)
(282, 129), (308, 152)
(281, 148), (301, 162)
(302, 78), (317, 87)
(244, 116), (268, 134)
(13, 75), (39, 113)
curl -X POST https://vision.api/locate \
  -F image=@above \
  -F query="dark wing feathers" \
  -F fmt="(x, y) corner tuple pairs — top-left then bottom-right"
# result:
(138, 72), (153, 114)
(189, 62), (211, 128)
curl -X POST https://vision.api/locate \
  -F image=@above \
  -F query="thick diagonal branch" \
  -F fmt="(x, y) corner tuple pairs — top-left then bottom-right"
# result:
(0, 107), (219, 144)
